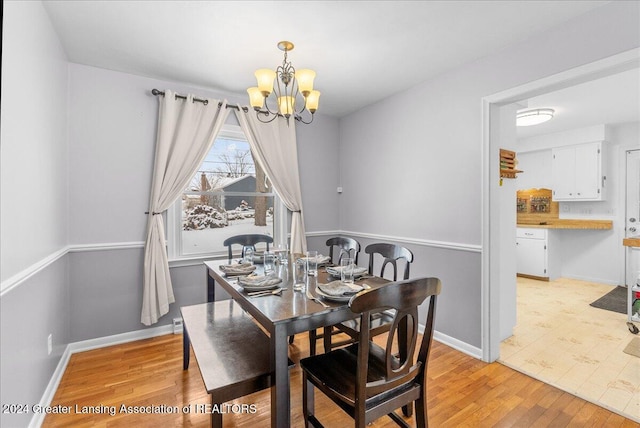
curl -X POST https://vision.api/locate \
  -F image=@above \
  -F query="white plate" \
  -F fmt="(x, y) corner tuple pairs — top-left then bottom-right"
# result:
(315, 286), (354, 302)
(239, 277), (282, 292)
(220, 264), (257, 277)
(242, 283), (281, 292)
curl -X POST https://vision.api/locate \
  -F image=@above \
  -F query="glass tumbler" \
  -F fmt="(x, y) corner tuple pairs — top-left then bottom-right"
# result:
(340, 258), (355, 284)
(306, 250), (318, 276)
(275, 244), (289, 266)
(243, 247), (254, 265)
(263, 251), (275, 275)
(293, 258), (306, 291)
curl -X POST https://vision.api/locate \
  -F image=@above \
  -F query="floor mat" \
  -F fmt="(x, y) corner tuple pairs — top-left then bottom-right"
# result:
(589, 286), (627, 314)
(623, 337), (640, 358)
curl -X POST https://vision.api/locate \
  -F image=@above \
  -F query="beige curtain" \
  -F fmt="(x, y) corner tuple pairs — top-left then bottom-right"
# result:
(234, 110), (307, 255)
(142, 91), (229, 326)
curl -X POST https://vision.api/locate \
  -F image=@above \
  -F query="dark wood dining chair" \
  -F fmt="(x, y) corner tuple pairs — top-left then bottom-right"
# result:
(222, 234), (296, 344)
(331, 243), (415, 344)
(326, 236), (361, 265)
(300, 277), (441, 428)
(222, 234), (273, 260)
(308, 237), (362, 355)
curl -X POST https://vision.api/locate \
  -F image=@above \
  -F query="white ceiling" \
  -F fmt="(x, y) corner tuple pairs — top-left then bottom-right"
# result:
(42, 0), (612, 118)
(517, 68), (640, 139)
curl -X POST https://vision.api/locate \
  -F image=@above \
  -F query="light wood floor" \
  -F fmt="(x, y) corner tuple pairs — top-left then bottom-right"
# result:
(43, 331), (638, 427)
(500, 277), (640, 422)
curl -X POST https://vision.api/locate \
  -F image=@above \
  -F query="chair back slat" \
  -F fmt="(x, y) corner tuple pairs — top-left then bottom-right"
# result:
(326, 237), (361, 265)
(350, 277), (441, 399)
(365, 243), (413, 281)
(223, 234), (273, 260)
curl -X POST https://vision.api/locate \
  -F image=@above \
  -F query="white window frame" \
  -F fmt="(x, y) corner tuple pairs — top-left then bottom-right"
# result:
(167, 124), (287, 266)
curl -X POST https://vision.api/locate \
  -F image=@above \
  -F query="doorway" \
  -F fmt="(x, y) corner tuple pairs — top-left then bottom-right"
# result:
(481, 48), (640, 363)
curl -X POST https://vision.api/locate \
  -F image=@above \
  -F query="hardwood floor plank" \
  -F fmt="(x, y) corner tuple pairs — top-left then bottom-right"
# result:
(42, 333), (638, 427)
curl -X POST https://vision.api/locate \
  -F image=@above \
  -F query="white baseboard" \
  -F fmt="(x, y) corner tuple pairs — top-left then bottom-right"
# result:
(562, 274), (620, 286)
(416, 324), (482, 360)
(29, 324), (173, 428)
(28, 346), (73, 428)
(67, 324), (174, 354)
(433, 330), (483, 360)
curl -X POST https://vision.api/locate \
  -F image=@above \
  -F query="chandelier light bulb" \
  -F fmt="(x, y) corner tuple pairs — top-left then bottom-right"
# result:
(255, 69), (276, 97)
(305, 90), (321, 113)
(278, 96), (295, 117)
(295, 69), (316, 96)
(247, 87), (264, 109)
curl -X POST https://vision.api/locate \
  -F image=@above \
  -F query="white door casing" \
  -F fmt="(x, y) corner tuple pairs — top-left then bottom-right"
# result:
(626, 149), (640, 288)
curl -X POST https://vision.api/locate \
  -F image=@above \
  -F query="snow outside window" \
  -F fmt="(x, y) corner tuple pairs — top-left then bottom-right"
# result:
(167, 125), (282, 261)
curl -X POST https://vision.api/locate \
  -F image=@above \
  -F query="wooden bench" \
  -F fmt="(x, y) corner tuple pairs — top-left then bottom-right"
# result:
(181, 300), (286, 428)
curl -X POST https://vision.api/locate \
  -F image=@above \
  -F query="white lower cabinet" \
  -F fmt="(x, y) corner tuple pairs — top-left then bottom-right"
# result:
(516, 228), (559, 280)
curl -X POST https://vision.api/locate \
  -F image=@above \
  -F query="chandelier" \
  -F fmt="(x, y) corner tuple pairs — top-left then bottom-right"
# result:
(247, 41), (320, 125)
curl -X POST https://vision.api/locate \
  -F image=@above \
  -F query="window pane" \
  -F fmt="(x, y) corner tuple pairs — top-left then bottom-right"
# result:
(178, 133), (275, 257)
(181, 194), (274, 256)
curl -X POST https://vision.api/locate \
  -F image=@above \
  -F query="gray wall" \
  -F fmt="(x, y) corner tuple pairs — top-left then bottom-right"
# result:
(1, 2), (70, 427)
(1, 1), (69, 281)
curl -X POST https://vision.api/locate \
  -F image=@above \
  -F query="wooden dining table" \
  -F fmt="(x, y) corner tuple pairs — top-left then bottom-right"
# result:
(204, 258), (389, 428)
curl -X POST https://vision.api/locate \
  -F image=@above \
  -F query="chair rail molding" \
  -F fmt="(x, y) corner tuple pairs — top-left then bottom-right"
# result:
(338, 230), (481, 253)
(1, 247), (68, 297)
(1, 242), (145, 297)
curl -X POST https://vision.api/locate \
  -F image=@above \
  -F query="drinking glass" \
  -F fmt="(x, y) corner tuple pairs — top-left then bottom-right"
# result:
(340, 258), (355, 284)
(293, 258), (306, 291)
(275, 243), (289, 266)
(243, 247), (254, 265)
(263, 251), (275, 275)
(306, 250), (318, 276)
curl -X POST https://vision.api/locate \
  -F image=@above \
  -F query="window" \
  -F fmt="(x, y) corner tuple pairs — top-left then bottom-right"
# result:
(167, 125), (285, 261)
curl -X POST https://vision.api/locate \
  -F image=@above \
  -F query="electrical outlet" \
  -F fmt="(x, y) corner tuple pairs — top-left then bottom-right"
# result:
(173, 318), (183, 334)
(47, 334), (53, 355)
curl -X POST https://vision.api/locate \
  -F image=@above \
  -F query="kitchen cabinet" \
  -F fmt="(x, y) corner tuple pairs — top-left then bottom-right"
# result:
(551, 142), (606, 201)
(516, 227), (559, 280)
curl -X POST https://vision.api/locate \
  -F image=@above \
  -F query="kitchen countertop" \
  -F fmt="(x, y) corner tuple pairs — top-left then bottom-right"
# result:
(517, 219), (612, 230)
(623, 236), (640, 247)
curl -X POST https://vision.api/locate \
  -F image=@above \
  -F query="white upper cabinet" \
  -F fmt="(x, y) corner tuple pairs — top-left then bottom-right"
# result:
(551, 142), (606, 201)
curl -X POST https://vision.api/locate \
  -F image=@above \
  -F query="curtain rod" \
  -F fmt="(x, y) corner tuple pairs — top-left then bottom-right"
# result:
(151, 89), (246, 111)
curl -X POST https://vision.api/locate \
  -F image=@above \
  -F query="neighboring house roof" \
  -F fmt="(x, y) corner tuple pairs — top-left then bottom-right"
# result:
(212, 175), (255, 191)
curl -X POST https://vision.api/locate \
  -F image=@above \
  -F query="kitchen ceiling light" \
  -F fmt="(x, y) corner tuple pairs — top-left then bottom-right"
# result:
(247, 41), (320, 125)
(516, 108), (554, 126)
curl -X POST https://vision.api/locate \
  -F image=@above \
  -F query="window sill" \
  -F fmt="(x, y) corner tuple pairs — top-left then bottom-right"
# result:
(168, 254), (228, 268)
